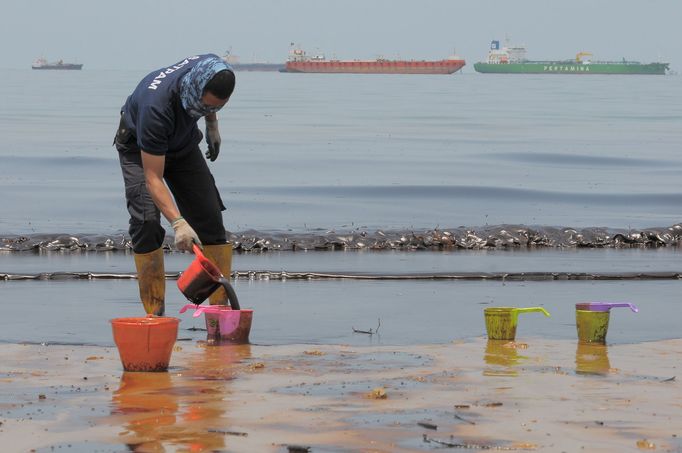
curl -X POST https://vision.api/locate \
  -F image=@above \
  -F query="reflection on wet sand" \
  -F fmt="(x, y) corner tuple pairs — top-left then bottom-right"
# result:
(575, 343), (611, 376)
(109, 343), (251, 452)
(483, 340), (527, 377)
(112, 372), (179, 452)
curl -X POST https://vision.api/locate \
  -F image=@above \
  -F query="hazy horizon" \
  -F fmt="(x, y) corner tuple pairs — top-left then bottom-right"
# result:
(3, 0), (680, 71)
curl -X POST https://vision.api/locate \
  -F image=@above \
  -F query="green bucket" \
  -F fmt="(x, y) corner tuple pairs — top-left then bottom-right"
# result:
(484, 307), (551, 341)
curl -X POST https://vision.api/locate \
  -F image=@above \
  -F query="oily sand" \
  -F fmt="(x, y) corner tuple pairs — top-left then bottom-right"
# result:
(0, 338), (680, 452)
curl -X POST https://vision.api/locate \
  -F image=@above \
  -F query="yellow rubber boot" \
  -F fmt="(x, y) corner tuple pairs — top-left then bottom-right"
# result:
(133, 248), (166, 316)
(201, 243), (233, 306)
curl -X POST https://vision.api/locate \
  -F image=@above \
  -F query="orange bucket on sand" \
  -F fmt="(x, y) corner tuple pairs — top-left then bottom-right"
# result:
(110, 316), (180, 372)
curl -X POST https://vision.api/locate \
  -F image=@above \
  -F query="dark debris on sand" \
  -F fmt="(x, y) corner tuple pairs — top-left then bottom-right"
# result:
(1, 224), (681, 253)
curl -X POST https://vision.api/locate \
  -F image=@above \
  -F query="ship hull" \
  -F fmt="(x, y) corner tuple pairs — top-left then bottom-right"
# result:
(231, 63), (284, 72)
(474, 62), (668, 75)
(282, 60), (465, 74)
(32, 64), (83, 70)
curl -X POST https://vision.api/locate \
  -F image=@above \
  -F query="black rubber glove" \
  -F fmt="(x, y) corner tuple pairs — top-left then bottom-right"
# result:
(205, 118), (221, 161)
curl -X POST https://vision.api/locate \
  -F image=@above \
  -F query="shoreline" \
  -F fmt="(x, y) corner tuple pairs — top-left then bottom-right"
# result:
(0, 276), (680, 347)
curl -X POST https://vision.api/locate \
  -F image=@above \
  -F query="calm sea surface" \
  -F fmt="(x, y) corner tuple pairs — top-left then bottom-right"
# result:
(1, 69), (680, 234)
(1, 68), (681, 347)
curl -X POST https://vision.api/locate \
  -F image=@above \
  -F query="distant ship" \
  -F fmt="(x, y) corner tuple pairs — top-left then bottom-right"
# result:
(474, 40), (669, 75)
(222, 51), (284, 72)
(32, 57), (83, 70)
(280, 46), (465, 75)
(230, 62), (284, 72)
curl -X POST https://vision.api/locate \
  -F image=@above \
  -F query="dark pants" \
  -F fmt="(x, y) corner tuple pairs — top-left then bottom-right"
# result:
(115, 119), (226, 254)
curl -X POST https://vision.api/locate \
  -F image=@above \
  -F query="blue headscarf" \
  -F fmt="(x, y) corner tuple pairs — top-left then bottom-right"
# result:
(180, 56), (233, 119)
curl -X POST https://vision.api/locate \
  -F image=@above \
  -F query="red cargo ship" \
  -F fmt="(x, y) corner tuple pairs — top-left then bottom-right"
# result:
(281, 47), (465, 74)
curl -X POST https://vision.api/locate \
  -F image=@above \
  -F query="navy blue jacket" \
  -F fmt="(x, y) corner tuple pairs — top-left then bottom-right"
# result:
(120, 54), (218, 155)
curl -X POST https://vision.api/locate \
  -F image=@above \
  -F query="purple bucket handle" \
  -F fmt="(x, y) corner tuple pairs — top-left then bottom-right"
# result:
(575, 302), (639, 313)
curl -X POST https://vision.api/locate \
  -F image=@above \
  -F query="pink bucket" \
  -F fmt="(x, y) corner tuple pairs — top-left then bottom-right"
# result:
(180, 304), (253, 344)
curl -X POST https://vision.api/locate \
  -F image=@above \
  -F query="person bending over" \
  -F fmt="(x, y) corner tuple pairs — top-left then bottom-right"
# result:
(114, 54), (235, 315)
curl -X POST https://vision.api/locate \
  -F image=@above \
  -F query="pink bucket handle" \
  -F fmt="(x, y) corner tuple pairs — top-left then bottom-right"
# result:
(179, 303), (234, 318)
(179, 303), (210, 318)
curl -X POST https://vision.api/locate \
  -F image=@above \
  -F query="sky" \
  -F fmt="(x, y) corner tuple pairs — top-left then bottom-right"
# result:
(3, 0), (681, 71)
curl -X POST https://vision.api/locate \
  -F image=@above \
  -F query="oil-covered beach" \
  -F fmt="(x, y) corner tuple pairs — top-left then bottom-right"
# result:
(1, 67), (682, 452)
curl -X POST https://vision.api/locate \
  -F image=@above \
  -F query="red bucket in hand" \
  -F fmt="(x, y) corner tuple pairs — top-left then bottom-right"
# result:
(177, 244), (240, 309)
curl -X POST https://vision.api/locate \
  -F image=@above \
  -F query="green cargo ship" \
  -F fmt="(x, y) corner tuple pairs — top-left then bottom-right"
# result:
(474, 40), (669, 75)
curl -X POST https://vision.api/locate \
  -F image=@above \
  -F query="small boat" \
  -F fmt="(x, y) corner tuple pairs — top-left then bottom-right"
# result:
(32, 57), (83, 70)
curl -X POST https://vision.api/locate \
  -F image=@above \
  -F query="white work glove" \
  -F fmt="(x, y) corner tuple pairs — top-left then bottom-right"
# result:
(205, 118), (221, 162)
(171, 217), (202, 252)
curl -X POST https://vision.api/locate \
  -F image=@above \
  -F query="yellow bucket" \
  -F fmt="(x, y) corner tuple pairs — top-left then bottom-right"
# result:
(575, 302), (638, 344)
(575, 310), (610, 344)
(484, 307), (551, 341)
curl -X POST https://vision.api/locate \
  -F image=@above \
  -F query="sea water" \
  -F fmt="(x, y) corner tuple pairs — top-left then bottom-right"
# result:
(1, 68), (681, 346)
(1, 69), (680, 234)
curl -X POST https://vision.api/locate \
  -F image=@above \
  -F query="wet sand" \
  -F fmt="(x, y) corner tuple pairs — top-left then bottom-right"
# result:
(1, 338), (680, 452)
